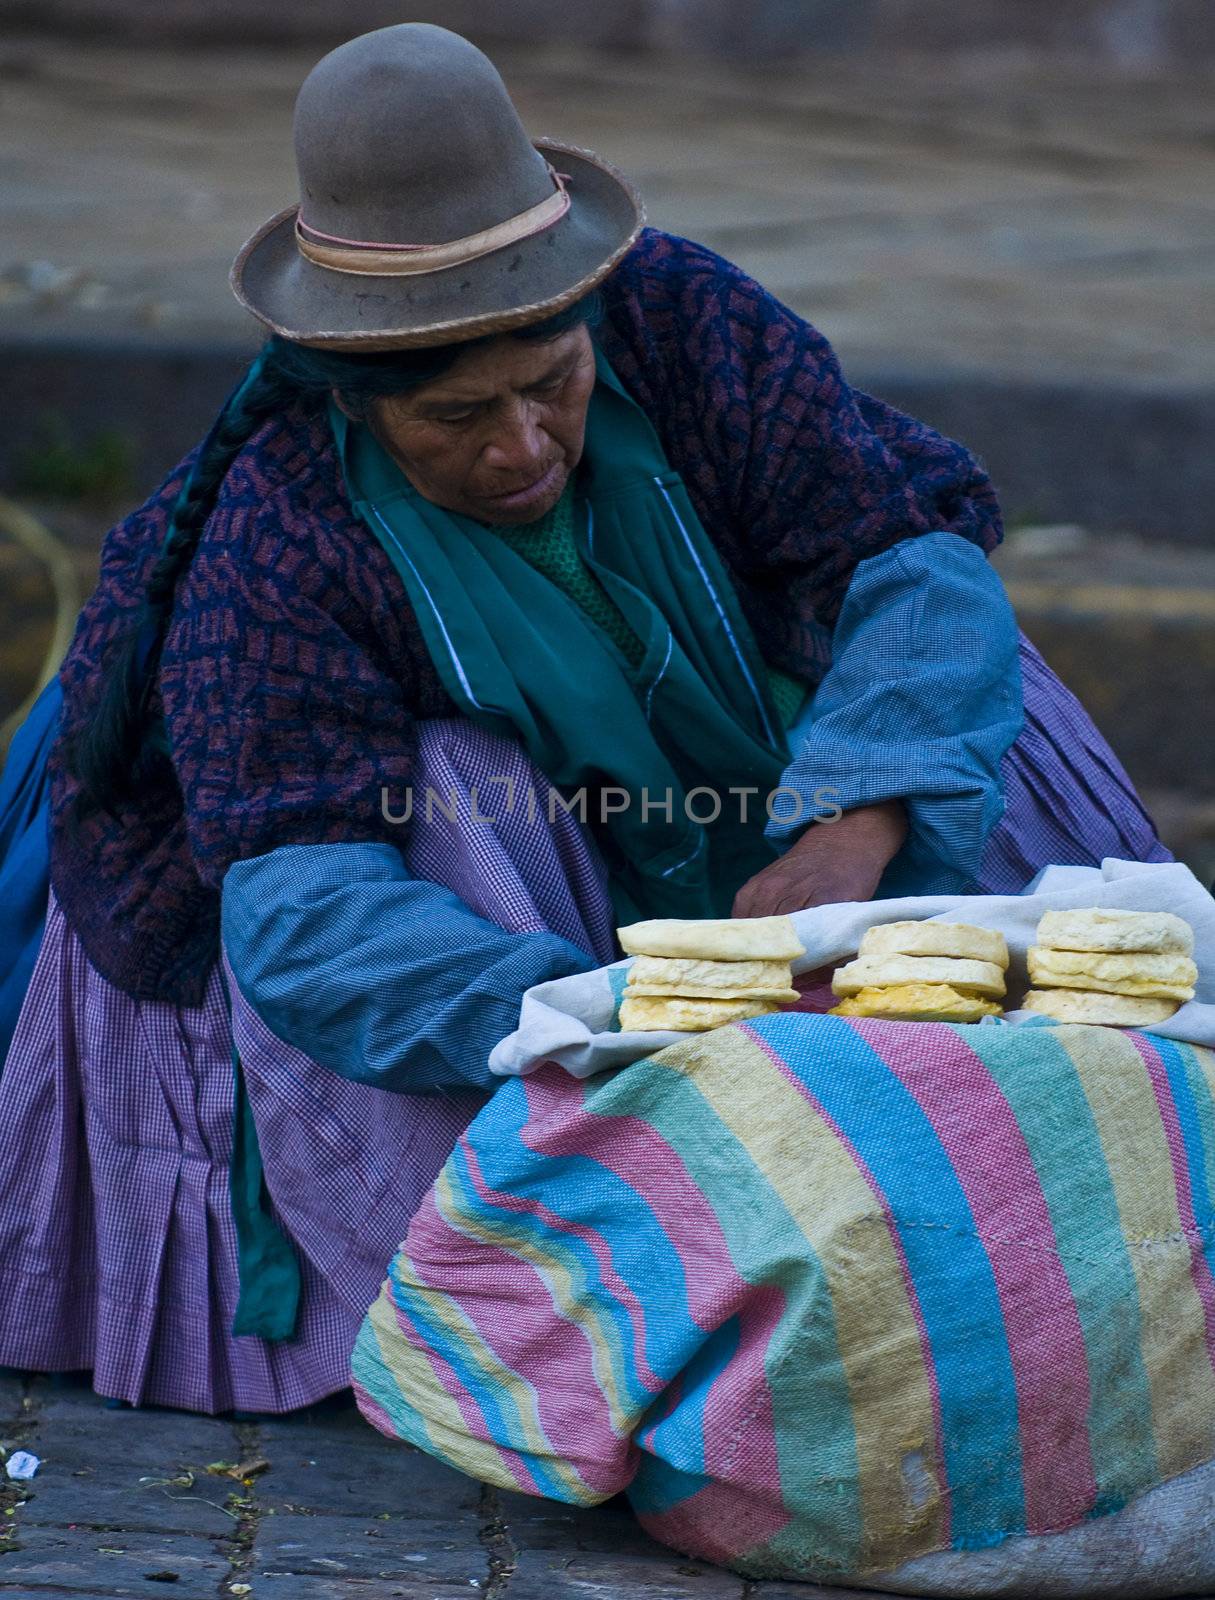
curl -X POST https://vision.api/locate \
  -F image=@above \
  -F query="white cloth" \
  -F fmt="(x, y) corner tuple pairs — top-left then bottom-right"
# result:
(488, 858), (1215, 1079)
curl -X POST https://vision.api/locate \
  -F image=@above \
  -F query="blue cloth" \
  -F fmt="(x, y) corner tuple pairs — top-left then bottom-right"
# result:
(765, 533), (1023, 894)
(0, 677), (61, 1070)
(220, 843), (595, 1094)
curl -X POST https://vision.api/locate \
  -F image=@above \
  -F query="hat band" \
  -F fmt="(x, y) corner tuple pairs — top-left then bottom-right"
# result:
(295, 167), (571, 278)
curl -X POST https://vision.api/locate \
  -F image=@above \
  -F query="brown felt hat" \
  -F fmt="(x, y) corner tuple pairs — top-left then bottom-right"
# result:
(230, 24), (644, 351)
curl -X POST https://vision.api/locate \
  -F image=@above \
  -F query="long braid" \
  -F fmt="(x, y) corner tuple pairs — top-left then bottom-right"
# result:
(134, 352), (291, 674)
(67, 290), (604, 817)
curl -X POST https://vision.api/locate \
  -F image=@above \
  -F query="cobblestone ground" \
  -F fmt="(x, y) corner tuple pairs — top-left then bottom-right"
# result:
(0, 1374), (860, 1600)
(4, 1372), (1215, 1598)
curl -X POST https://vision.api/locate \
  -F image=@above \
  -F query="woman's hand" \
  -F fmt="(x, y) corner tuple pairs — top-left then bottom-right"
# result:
(732, 800), (908, 918)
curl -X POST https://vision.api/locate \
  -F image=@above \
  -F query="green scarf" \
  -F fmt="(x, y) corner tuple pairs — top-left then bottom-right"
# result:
(230, 354), (802, 1341)
(330, 349), (793, 925)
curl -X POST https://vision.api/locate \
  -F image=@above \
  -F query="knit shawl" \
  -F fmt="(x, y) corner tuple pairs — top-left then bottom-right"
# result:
(48, 229), (1001, 1003)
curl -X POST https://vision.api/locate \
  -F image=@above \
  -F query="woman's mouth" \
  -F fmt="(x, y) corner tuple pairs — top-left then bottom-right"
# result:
(483, 461), (563, 512)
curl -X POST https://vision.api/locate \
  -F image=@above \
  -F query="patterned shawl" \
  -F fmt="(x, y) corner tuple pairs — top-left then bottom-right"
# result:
(48, 229), (1001, 1002)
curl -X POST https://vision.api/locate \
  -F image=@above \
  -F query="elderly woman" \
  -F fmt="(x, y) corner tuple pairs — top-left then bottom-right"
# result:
(0, 24), (1166, 1413)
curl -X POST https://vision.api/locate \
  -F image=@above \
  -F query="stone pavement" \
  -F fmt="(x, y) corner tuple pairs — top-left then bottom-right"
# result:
(2, 37), (1212, 389)
(0, 1373), (854, 1600)
(2, 33), (1214, 538)
(2, 1377), (1215, 1600)
(8, 0), (1214, 67)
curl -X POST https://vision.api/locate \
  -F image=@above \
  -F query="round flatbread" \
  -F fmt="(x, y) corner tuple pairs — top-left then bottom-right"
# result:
(830, 984), (1003, 1022)
(832, 955), (1007, 999)
(1027, 947), (1196, 1001)
(859, 920), (1009, 967)
(625, 983), (800, 1002)
(618, 993), (779, 1033)
(1035, 908), (1194, 957)
(616, 916), (805, 962)
(1020, 989), (1180, 1026)
(628, 956), (795, 993)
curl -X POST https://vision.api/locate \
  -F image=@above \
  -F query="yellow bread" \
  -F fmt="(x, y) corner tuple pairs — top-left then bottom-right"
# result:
(618, 993), (779, 1033)
(625, 982), (800, 1002)
(1027, 947), (1196, 1001)
(830, 984), (1003, 1022)
(1021, 989), (1180, 1027)
(859, 920), (1009, 967)
(628, 955), (795, 993)
(616, 916), (805, 962)
(832, 954), (1007, 999)
(1035, 907), (1194, 957)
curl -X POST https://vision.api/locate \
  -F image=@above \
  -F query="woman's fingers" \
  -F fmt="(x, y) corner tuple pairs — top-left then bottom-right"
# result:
(732, 816), (898, 916)
(733, 860), (823, 918)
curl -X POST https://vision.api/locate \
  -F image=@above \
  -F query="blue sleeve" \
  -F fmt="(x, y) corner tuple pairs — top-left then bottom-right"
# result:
(220, 842), (595, 1094)
(764, 532), (1023, 895)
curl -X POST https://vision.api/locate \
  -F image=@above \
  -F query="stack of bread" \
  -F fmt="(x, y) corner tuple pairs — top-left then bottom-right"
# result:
(829, 921), (1010, 1021)
(1022, 908), (1196, 1026)
(616, 915), (805, 1033)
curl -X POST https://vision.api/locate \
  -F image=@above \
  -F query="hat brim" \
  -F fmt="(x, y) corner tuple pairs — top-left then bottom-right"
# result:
(229, 140), (643, 352)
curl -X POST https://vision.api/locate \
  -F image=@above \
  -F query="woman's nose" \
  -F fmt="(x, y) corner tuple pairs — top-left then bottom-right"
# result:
(481, 404), (548, 476)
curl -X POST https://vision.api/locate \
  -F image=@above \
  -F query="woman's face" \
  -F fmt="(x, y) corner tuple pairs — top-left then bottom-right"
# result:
(361, 323), (596, 525)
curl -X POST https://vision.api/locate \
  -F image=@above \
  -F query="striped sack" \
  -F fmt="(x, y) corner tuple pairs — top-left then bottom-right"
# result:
(352, 1013), (1215, 1584)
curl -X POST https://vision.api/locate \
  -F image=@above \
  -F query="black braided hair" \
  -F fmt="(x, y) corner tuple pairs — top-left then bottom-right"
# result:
(67, 291), (603, 817)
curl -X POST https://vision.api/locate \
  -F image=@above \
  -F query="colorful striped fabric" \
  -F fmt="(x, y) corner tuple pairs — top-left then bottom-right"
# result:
(352, 1015), (1215, 1583)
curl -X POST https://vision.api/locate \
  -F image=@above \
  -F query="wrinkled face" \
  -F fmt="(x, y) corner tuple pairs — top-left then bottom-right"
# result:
(362, 324), (596, 526)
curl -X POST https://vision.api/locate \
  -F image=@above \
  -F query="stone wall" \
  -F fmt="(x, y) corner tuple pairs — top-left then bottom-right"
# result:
(1, 0), (1211, 63)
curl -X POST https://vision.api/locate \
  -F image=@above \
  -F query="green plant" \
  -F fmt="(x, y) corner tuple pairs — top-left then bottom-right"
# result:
(11, 414), (136, 505)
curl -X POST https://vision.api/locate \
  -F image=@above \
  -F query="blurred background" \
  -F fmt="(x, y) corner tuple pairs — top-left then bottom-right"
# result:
(0, 0), (1212, 872)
